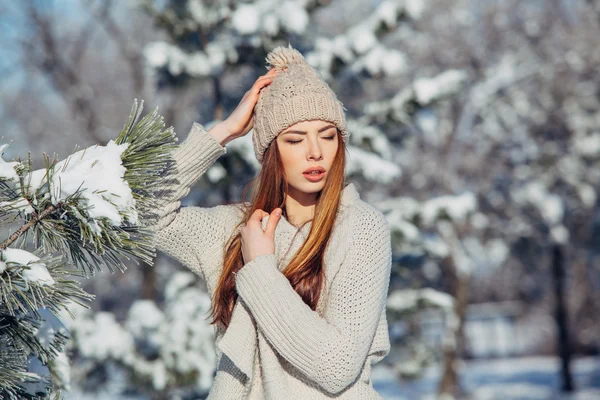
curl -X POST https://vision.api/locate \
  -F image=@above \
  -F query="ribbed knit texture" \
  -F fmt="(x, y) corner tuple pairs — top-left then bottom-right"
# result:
(147, 123), (392, 399)
(252, 44), (348, 164)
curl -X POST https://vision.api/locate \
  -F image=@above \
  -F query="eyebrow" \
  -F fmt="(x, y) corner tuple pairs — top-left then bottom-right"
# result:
(282, 124), (336, 135)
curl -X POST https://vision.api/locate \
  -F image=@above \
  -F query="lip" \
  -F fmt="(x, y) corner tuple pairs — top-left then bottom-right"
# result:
(303, 166), (325, 174)
(303, 167), (326, 182)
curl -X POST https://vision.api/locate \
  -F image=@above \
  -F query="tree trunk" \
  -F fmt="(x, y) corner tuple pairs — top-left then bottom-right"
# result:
(213, 75), (224, 122)
(438, 260), (469, 397)
(141, 260), (156, 300)
(552, 244), (575, 392)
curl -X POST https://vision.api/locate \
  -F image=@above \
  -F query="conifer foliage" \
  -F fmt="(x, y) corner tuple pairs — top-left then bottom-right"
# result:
(0, 100), (177, 399)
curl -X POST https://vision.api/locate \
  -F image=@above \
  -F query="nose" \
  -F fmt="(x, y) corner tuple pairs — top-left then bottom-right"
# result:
(307, 137), (323, 161)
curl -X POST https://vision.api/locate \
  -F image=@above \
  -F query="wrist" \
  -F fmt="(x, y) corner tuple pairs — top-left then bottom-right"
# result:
(208, 122), (234, 147)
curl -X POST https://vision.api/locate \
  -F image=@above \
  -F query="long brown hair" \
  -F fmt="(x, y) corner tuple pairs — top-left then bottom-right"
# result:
(208, 128), (348, 329)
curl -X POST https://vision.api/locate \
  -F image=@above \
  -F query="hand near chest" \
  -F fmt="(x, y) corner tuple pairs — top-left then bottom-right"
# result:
(240, 208), (283, 264)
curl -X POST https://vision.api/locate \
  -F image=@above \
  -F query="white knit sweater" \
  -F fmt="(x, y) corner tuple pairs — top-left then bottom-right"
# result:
(149, 122), (392, 399)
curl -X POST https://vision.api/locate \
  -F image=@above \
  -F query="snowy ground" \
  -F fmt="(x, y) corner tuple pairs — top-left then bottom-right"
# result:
(371, 356), (600, 400)
(67, 356), (599, 399)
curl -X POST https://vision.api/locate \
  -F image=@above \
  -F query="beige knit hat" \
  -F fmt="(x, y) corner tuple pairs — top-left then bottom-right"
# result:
(252, 44), (348, 164)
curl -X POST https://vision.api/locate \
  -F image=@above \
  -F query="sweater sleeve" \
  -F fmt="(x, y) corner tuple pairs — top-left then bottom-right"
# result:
(234, 205), (392, 395)
(143, 122), (227, 280)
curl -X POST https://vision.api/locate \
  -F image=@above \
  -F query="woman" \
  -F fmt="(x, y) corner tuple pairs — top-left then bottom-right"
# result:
(149, 45), (392, 399)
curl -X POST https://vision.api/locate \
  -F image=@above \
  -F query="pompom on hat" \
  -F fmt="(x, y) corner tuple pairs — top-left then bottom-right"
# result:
(252, 44), (348, 164)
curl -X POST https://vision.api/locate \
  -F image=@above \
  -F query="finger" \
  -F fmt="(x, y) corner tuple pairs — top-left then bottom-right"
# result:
(251, 80), (268, 90)
(259, 71), (277, 81)
(247, 209), (265, 224)
(249, 209), (269, 225)
(251, 80), (273, 96)
(250, 78), (272, 95)
(255, 80), (272, 90)
(248, 78), (270, 93)
(255, 76), (273, 86)
(266, 208), (282, 234)
(255, 77), (272, 83)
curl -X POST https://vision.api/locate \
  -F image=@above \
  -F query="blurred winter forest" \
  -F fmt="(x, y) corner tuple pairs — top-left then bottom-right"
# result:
(1, 0), (600, 398)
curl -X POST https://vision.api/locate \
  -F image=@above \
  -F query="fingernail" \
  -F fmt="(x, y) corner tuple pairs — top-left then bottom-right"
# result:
(275, 209), (282, 216)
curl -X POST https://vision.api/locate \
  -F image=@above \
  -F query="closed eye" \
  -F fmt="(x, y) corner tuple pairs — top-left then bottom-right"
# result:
(288, 136), (336, 145)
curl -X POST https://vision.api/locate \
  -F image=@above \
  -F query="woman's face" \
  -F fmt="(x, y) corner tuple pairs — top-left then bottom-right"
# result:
(276, 119), (339, 201)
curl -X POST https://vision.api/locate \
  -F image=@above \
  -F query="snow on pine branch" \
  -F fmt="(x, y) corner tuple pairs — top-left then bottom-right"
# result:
(509, 180), (568, 244)
(0, 144), (21, 182)
(3, 140), (137, 230)
(346, 145), (401, 184)
(376, 191), (478, 239)
(346, 119), (396, 160)
(0, 238), (93, 321)
(144, 40), (238, 77)
(0, 248), (55, 287)
(306, 0), (427, 78)
(142, 0), (315, 78)
(363, 69), (468, 125)
(143, 0), (426, 79)
(1, 100), (177, 273)
(413, 70), (469, 106)
(376, 191), (507, 276)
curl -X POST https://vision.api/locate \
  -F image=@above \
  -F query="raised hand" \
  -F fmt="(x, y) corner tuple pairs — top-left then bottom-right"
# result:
(240, 207), (282, 264)
(221, 68), (279, 143)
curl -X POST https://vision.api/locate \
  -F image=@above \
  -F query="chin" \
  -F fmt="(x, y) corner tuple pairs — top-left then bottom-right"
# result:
(290, 180), (325, 195)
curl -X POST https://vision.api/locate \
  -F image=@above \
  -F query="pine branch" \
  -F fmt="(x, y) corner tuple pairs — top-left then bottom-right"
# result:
(0, 334), (30, 398)
(0, 204), (58, 251)
(0, 313), (57, 399)
(0, 99), (177, 398)
(1, 99), (177, 274)
(0, 254), (93, 318)
(115, 99), (178, 224)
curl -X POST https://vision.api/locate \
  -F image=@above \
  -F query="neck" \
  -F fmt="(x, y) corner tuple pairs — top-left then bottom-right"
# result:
(284, 187), (318, 227)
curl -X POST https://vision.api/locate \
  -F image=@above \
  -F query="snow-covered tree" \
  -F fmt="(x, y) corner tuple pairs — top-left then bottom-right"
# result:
(0, 100), (177, 399)
(138, 0), (404, 195)
(376, 190), (509, 388)
(141, 0), (418, 80)
(63, 270), (216, 399)
(362, 0), (600, 395)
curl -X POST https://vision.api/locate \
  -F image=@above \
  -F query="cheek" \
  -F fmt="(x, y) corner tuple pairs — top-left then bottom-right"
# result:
(325, 142), (339, 162)
(277, 145), (302, 173)
(329, 141), (339, 155)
